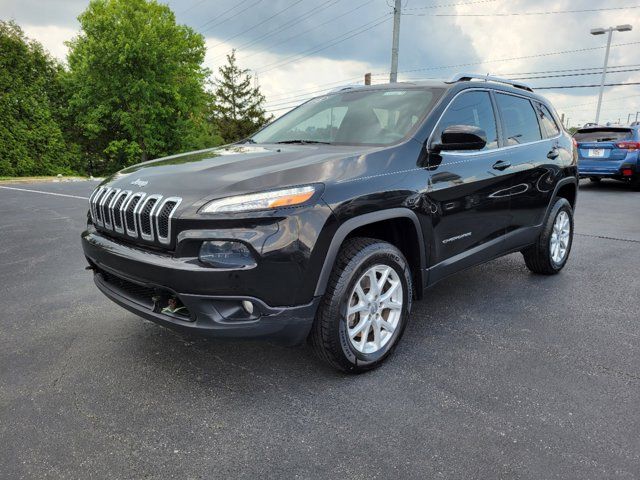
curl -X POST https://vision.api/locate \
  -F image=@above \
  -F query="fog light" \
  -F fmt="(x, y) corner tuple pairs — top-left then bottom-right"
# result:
(199, 241), (256, 268)
(242, 300), (254, 315)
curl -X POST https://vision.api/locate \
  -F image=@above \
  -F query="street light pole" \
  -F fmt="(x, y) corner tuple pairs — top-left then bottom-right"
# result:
(591, 24), (632, 125)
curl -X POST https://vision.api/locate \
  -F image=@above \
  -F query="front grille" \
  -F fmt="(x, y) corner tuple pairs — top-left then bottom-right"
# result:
(89, 186), (181, 246)
(100, 270), (156, 308)
(98, 270), (192, 320)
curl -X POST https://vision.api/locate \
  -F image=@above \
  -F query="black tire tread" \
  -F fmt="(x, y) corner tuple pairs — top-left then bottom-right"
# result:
(522, 197), (573, 275)
(309, 237), (408, 373)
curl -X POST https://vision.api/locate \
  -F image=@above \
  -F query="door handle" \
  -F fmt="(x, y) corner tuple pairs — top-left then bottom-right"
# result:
(492, 160), (511, 171)
(547, 148), (560, 159)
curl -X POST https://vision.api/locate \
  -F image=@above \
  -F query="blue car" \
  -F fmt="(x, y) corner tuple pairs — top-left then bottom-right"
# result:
(574, 124), (640, 187)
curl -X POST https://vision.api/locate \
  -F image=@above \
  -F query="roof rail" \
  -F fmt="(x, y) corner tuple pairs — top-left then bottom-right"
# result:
(448, 73), (533, 92)
(328, 84), (363, 93)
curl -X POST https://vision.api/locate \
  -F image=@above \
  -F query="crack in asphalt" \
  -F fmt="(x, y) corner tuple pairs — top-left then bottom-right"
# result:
(575, 233), (640, 244)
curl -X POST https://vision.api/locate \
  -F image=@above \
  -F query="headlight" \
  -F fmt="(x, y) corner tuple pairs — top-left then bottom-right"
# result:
(200, 185), (317, 213)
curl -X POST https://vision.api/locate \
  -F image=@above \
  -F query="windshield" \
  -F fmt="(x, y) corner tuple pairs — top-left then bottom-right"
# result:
(251, 87), (443, 146)
(573, 128), (633, 142)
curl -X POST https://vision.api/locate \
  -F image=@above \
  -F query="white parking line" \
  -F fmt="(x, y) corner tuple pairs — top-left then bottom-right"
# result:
(0, 185), (89, 200)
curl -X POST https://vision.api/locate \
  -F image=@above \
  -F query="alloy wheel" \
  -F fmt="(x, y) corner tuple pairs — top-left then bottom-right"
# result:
(346, 264), (403, 354)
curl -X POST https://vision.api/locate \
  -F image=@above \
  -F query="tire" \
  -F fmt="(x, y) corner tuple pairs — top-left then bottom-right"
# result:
(589, 177), (601, 183)
(309, 237), (413, 373)
(522, 197), (574, 275)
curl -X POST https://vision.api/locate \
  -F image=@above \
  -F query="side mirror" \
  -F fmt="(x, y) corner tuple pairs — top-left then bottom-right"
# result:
(432, 125), (487, 152)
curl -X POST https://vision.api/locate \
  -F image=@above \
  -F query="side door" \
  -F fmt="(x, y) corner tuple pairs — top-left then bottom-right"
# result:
(494, 93), (562, 236)
(425, 89), (516, 277)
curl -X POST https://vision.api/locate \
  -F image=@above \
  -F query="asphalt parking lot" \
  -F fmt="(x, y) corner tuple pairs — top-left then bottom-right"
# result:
(1, 179), (639, 479)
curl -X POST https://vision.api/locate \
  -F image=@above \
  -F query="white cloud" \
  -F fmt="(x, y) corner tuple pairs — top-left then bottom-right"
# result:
(21, 24), (77, 62)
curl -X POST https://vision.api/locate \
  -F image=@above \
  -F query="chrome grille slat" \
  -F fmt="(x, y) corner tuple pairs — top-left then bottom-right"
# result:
(89, 187), (181, 246)
(112, 190), (131, 233)
(154, 197), (182, 245)
(103, 188), (120, 229)
(137, 194), (162, 241)
(124, 192), (146, 237)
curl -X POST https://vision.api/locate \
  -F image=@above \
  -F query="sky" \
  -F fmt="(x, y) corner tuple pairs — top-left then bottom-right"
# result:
(2, 0), (640, 127)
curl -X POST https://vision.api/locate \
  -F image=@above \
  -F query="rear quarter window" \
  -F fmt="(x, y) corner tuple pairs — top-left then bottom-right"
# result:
(573, 129), (633, 142)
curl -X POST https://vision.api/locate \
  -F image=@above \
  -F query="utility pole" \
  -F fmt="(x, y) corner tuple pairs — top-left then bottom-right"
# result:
(389, 0), (402, 83)
(590, 24), (632, 124)
(636, 111), (639, 122)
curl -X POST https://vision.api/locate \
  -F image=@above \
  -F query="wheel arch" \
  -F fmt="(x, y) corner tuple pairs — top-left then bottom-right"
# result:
(314, 208), (426, 298)
(542, 176), (577, 223)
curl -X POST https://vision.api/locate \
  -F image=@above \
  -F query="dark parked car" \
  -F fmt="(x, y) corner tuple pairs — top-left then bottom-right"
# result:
(574, 124), (640, 186)
(82, 73), (578, 373)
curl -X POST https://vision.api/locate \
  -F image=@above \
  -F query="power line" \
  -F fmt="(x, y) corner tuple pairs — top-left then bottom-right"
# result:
(512, 67), (640, 80)
(372, 41), (640, 76)
(209, 0), (306, 49)
(264, 64), (640, 108)
(199, 0), (262, 33)
(211, 0), (342, 62)
(256, 15), (392, 74)
(241, 0), (374, 62)
(178, 0), (208, 15)
(537, 81), (640, 90)
(402, 0), (495, 10)
(403, 5), (640, 16)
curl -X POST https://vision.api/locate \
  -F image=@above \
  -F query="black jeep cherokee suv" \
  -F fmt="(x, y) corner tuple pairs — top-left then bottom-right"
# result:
(82, 73), (578, 373)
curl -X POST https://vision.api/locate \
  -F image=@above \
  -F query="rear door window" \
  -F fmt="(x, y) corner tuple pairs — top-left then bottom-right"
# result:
(573, 128), (633, 142)
(495, 93), (542, 146)
(536, 103), (560, 138)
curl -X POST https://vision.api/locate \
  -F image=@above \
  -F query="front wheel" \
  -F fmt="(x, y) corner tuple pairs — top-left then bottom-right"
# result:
(522, 197), (574, 275)
(309, 238), (412, 373)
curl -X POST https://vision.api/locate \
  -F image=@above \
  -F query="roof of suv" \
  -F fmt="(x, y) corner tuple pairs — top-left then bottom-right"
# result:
(330, 74), (549, 104)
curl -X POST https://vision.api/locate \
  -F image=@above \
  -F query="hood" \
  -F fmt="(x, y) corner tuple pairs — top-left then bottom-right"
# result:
(101, 143), (384, 207)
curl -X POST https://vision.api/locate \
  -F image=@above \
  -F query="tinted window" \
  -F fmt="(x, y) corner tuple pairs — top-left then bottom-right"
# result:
(435, 91), (498, 150)
(536, 103), (560, 138)
(495, 93), (542, 145)
(252, 88), (443, 145)
(573, 128), (633, 142)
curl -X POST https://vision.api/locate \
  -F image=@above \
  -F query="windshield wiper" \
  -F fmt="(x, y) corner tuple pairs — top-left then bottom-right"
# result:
(275, 140), (332, 145)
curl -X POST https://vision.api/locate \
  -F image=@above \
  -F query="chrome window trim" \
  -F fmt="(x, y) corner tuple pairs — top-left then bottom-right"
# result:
(154, 197), (182, 245)
(137, 194), (163, 242)
(112, 190), (132, 234)
(103, 188), (121, 230)
(123, 192), (146, 237)
(427, 87), (561, 158)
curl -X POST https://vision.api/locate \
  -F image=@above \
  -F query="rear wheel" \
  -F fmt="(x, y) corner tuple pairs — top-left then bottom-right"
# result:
(522, 197), (574, 275)
(309, 238), (412, 373)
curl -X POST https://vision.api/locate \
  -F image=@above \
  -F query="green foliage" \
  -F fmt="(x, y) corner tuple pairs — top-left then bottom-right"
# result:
(64, 0), (222, 174)
(0, 21), (77, 176)
(212, 50), (271, 142)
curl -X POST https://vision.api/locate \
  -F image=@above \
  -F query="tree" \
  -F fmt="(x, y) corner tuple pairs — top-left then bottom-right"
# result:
(0, 21), (77, 176)
(64, 0), (222, 175)
(212, 50), (271, 142)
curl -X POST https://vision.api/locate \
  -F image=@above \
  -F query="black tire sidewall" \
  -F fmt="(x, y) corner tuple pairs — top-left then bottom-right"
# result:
(544, 198), (574, 271)
(334, 245), (412, 368)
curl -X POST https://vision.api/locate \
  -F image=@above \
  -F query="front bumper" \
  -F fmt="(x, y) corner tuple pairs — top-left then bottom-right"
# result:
(82, 229), (321, 345)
